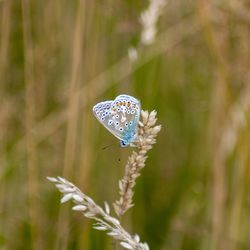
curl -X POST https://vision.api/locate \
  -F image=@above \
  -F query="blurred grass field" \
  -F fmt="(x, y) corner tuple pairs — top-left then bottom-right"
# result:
(1, 0), (250, 249)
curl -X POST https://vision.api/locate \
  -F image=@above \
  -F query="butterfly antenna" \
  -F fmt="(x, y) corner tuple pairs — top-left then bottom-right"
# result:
(101, 144), (114, 150)
(102, 141), (121, 150)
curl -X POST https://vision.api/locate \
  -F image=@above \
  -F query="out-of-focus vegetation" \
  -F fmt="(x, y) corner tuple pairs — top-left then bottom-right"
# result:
(0, 0), (250, 249)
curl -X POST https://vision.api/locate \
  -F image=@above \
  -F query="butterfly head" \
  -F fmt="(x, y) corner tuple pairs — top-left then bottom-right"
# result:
(120, 140), (129, 147)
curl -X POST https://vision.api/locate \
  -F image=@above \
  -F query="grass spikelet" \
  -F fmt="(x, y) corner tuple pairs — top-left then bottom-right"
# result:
(113, 110), (161, 217)
(47, 177), (150, 250)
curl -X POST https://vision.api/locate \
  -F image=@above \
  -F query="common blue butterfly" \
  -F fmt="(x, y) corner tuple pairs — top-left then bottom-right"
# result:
(93, 95), (141, 147)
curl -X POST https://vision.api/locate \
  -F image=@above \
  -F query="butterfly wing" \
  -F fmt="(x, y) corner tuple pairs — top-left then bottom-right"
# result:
(111, 95), (141, 143)
(93, 95), (141, 144)
(93, 100), (124, 140)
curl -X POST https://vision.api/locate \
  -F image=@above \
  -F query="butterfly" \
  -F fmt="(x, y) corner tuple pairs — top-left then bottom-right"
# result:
(93, 94), (141, 147)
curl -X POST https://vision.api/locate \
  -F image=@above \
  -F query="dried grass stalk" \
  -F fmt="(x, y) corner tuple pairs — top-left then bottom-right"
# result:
(128, 0), (167, 62)
(47, 177), (149, 250)
(140, 0), (167, 45)
(113, 110), (161, 217)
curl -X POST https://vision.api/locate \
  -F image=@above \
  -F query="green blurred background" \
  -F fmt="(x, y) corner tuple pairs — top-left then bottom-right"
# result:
(0, 0), (250, 249)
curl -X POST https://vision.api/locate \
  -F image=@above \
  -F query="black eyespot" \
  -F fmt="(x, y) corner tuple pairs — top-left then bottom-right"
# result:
(116, 122), (119, 126)
(119, 127), (123, 131)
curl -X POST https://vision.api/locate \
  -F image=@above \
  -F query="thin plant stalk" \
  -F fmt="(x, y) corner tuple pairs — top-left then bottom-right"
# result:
(55, 1), (85, 249)
(114, 110), (161, 217)
(22, 0), (41, 249)
(48, 177), (150, 250)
